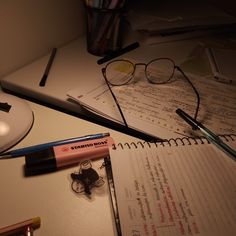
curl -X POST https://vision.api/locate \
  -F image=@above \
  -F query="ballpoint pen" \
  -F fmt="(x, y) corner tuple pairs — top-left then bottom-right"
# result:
(176, 108), (236, 162)
(205, 47), (232, 84)
(97, 42), (140, 65)
(103, 157), (122, 236)
(0, 133), (110, 158)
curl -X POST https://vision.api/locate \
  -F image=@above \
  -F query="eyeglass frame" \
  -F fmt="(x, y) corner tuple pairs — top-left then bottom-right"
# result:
(101, 57), (200, 131)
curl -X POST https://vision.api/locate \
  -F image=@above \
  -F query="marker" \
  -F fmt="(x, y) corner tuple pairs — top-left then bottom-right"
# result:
(0, 217), (41, 236)
(24, 136), (114, 175)
(176, 108), (236, 162)
(97, 42), (140, 65)
(39, 47), (57, 87)
(0, 133), (110, 158)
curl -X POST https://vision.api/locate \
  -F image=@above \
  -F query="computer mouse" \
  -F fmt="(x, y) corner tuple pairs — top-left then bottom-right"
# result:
(0, 92), (34, 153)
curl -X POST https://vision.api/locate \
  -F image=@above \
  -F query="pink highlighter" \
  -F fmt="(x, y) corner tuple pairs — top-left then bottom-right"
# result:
(24, 136), (114, 175)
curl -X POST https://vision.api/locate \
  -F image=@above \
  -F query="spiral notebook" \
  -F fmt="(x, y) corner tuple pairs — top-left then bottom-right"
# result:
(105, 134), (236, 236)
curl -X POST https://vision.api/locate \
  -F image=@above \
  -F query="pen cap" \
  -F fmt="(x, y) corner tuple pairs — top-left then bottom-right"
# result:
(24, 148), (57, 176)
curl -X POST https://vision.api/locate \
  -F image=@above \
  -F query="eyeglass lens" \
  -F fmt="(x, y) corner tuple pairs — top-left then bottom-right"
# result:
(105, 60), (134, 86)
(104, 59), (176, 85)
(146, 59), (175, 84)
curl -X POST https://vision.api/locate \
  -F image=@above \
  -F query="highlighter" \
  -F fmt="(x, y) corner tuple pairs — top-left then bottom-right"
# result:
(0, 217), (41, 236)
(24, 136), (113, 176)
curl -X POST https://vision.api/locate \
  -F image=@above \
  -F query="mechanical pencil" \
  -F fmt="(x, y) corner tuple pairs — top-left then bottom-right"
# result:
(97, 42), (140, 65)
(176, 108), (236, 162)
(0, 217), (41, 236)
(24, 136), (113, 175)
(0, 133), (110, 158)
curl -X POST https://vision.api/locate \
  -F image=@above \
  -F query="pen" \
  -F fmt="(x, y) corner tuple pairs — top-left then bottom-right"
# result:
(39, 47), (57, 87)
(0, 217), (41, 236)
(0, 133), (110, 158)
(176, 108), (236, 162)
(97, 42), (140, 65)
(205, 47), (232, 84)
(103, 157), (122, 236)
(212, 71), (232, 84)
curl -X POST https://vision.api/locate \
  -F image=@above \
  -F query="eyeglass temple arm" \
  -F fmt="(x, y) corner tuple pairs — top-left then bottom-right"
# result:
(102, 69), (129, 128)
(175, 66), (200, 120)
(101, 69), (164, 142)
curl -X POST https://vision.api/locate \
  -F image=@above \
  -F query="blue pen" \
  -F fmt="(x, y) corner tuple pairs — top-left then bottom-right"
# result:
(0, 133), (110, 158)
(176, 108), (236, 162)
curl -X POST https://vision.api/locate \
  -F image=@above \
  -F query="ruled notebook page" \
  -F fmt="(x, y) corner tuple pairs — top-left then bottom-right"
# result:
(110, 140), (236, 236)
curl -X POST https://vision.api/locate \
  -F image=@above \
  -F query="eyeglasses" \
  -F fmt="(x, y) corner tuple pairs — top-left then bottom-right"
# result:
(102, 58), (200, 136)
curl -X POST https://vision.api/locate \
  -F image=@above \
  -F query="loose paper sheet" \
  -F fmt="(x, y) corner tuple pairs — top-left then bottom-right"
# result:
(67, 71), (236, 139)
(110, 140), (236, 236)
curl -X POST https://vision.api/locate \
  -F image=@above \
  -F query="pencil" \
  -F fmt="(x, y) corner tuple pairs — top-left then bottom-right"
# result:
(39, 47), (57, 87)
(0, 133), (110, 158)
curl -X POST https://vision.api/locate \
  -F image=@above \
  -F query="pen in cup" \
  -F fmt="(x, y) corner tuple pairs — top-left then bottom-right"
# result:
(176, 108), (236, 162)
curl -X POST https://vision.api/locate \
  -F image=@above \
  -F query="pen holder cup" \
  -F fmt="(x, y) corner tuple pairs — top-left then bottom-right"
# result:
(85, 6), (123, 56)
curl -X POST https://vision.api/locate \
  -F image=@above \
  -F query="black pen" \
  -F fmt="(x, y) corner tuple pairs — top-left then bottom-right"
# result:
(39, 47), (57, 87)
(176, 108), (236, 162)
(97, 42), (140, 65)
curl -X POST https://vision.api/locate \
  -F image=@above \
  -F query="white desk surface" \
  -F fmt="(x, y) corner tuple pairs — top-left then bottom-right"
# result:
(0, 90), (137, 236)
(0, 35), (229, 235)
(0, 35), (142, 235)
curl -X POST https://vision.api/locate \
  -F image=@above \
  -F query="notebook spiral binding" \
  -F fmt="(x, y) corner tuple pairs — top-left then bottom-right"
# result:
(112, 134), (236, 150)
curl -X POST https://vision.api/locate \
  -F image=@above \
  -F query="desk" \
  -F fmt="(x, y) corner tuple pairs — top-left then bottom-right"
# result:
(0, 36), (198, 139)
(0, 35), (140, 234)
(0, 86), (137, 236)
(0, 35), (235, 235)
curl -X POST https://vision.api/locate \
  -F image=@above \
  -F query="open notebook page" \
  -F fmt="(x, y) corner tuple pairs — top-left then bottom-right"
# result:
(109, 139), (236, 236)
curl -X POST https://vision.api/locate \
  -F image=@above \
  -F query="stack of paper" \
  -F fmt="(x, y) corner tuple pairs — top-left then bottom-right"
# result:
(67, 70), (236, 139)
(125, 0), (236, 45)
